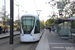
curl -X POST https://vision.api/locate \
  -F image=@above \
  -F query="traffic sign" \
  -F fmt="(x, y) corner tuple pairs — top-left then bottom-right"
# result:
(59, 12), (63, 16)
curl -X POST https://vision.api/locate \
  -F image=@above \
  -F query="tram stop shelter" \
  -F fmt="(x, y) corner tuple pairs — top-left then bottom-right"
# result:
(54, 18), (72, 39)
(66, 17), (75, 42)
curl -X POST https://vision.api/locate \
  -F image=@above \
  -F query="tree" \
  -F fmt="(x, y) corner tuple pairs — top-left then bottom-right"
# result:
(46, 19), (56, 27)
(7, 18), (10, 25)
(69, 2), (75, 17)
(42, 20), (46, 26)
(14, 19), (20, 27)
(71, 20), (75, 27)
(40, 21), (44, 29)
(0, 6), (9, 25)
(63, 0), (75, 17)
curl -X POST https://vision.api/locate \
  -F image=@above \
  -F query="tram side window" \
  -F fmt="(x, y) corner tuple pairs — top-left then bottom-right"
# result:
(34, 20), (40, 33)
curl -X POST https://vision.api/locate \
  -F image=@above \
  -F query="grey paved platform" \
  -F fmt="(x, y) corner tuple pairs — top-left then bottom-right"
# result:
(36, 29), (75, 50)
(0, 31), (20, 38)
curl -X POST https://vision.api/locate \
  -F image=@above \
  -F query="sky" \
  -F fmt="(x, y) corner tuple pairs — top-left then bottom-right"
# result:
(0, 0), (59, 22)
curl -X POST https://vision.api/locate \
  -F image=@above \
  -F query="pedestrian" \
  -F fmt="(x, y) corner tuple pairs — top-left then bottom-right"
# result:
(49, 28), (51, 32)
(49, 27), (51, 32)
(0, 26), (2, 34)
(4, 26), (6, 34)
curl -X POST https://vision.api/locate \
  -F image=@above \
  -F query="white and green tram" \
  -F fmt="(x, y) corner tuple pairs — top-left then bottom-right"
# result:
(20, 14), (45, 42)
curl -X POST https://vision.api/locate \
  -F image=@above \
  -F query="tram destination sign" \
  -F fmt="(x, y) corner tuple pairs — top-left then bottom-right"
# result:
(22, 17), (34, 19)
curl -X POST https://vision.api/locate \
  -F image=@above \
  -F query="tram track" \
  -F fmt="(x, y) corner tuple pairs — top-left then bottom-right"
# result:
(0, 35), (20, 46)
(30, 42), (38, 50)
(11, 42), (38, 50)
(11, 43), (21, 50)
(0, 34), (38, 50)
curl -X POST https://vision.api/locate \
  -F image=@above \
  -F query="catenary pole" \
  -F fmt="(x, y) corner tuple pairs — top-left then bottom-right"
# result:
(10, 0), (14, 44)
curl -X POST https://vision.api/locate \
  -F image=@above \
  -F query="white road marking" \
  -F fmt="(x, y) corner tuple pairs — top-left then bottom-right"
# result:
(49, 43), (75, 44)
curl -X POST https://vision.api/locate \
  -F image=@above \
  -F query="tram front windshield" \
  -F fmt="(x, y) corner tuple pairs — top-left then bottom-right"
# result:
(22, 16), (35, 34)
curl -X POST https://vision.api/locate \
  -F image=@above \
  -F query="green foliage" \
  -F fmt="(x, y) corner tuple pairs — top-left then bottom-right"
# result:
(71, 20), (75, 27)
(7, 18), (10, 25)
(0, 6), (10, 25)
(69, 1), (75, 17)
(63, 16), (68, 19)
(14, 19), (20, 27)
(42, 20), (46, 26)
(46, 19), (56, 27)
(40, 21), (44, 29)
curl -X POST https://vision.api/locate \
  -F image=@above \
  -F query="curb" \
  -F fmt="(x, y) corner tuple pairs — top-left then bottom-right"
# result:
(0, 33), (20, 39)
(35, 30), (50, 50)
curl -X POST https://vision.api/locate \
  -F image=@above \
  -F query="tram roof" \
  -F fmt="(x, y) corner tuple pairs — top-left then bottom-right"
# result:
(21, 14), (39, 18)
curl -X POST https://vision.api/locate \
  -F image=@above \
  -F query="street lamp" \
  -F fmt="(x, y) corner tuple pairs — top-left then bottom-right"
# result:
(15, 4), (20, 28)
(15, 4), (19, 20)
(10, 0), (14, 44)
(4, 0), (6, 25)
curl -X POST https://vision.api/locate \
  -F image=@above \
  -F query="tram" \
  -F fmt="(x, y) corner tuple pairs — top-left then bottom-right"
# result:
(20, 14), (45, 42)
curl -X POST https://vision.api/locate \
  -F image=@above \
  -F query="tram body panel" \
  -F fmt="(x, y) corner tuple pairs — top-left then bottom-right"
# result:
(20, 27), (40, 42)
